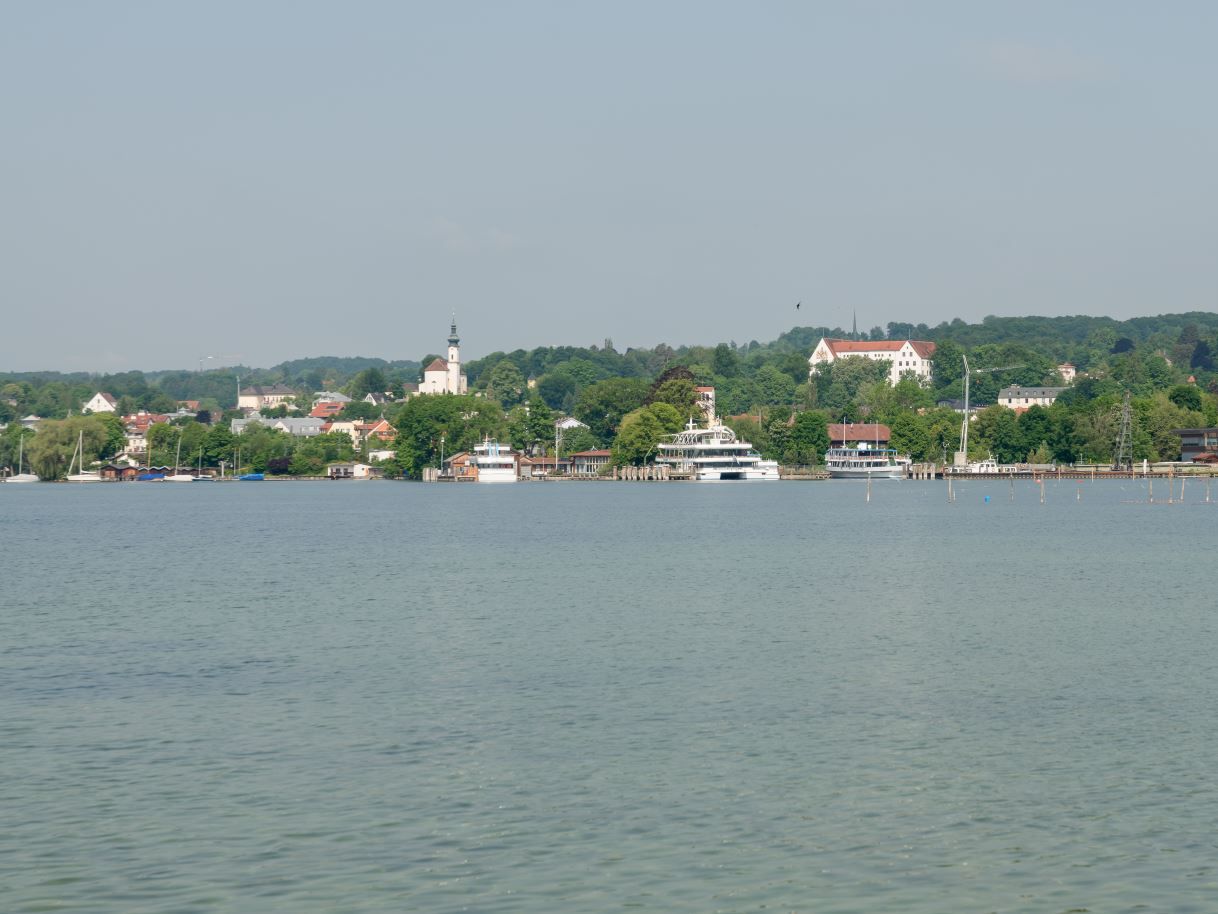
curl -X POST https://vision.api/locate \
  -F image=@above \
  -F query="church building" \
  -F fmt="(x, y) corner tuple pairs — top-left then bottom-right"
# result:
(418, 317), (468, 395)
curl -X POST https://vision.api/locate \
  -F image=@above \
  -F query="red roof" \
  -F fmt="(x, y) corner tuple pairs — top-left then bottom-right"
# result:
(310, 402), (345, 418)
(829, 423), (891, 442)
(424, 357), (448, 372)
(822, 339), (936, 359)
(570, 449), (612, 457)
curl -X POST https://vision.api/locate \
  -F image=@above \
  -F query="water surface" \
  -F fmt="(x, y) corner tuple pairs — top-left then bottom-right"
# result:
(3, 479), (1216, 912)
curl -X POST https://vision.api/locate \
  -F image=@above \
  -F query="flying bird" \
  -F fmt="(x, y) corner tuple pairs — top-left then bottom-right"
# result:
(795, 301), (801, 310)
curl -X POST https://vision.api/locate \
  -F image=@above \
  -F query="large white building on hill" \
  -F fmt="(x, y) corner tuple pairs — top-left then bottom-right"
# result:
(418, 317), (468, 395)
(808, 338), (936, 385)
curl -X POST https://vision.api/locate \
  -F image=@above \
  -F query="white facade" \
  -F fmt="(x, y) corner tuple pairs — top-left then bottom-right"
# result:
(1057, 363), (1077, 384)
(238, 385), (296, 411)
(998, 386), (1065, 410)
(808, 338), (936, 385)
(418, 318), (469, 395)
(83, 392), (118, 413)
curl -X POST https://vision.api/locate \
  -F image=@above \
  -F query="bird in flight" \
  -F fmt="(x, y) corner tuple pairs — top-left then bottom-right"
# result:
(795, 301), (801, 310)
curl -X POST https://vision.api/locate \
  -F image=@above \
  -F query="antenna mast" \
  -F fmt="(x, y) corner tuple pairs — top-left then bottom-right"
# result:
(1113, 390), (1133, 470)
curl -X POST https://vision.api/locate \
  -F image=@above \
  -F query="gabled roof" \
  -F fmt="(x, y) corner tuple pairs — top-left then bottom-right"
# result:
(310, 402), (346, 418)
(828, 422), (891, 441)
(424, 358), (448, 373)
(91, 391), (118, 406)
(821, 338), (936, 358)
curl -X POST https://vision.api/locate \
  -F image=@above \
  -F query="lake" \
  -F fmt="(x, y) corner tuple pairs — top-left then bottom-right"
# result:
(3, 478), (1216, 912)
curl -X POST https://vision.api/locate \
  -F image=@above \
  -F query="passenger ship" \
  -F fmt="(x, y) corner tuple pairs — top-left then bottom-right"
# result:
(655, 419), (779, 481)
(471, 439), (518, 483)
(824, 445), (910, 479)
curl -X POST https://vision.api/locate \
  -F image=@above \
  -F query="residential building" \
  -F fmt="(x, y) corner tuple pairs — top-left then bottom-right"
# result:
(417, 317), (468, 395)
(83, 392), (118, 413)
(327, 462), (385, 479)
(1172, 428), (1218, 462)
(1057, 363), (1077, 384)
(555, 416), (588, 431)
(310, 401), (346, 419)
(364, 391), (395, 406)
(517, 455), (571, 478)
(998, 386), (1065, 410)
(696, 386), (716, 423)
(808, 338), (936, 385)
(271, 417), (324, 437)
(312, 391), (352, 406)
(571, 449), (612, 476)
(238, 384), (297, 411)
(828, 423), (891, 448)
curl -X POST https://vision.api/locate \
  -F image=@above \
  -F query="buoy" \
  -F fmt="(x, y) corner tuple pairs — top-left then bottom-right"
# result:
(984, 495), (990, 503)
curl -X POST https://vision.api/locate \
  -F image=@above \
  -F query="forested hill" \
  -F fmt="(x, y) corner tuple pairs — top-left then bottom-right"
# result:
(3, 312), (1216, 423)
(773, 312), (1218, 357)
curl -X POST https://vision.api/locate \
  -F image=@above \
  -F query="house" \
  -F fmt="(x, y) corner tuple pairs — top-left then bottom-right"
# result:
(364, 391), (394, 406)
(808, 338), (936, 385)
(83, 392), (118, 413)
(310, 401), (346, 419)
(570, 449), (612, 476)
(20, 415), (43, 429)
(443, 451), (478, 481)
(177, 400), (201, 412)
(828, 423), (891, 448)
(99, 464), (142, 481)
(367, 448), (396, 462)
(237, 384), (297, 411)
(359, 418), (397, 444)
(696, 386), (717, 423)
(1172, 428), (1218, 462)
(402, 381), (420, 398)
(327, 462), (385, 479)
(312, 391), (351, 406)
(1057, 363), (1077, 384)
(121, 411), (169, 456)
(271, 417), (325, 437)
(417, 318), (469, 395)
(517, 455), (571, 478)
(555, 416), (588, 431)
(998, 386), (1065, 411)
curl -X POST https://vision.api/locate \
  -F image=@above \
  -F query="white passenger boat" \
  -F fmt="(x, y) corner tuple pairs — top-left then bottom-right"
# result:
(655, 419), (779, 481)
(471, 439), (518, 483)
(824, 445), (909, 479)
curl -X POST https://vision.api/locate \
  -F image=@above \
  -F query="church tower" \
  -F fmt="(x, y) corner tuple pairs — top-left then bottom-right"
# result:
(446, 315), (466, 394)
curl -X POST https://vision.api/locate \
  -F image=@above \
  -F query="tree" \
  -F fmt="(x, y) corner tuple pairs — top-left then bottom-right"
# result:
(971, 406), (1023, 463)
(889, 412), (932, 461)
(537, 373), (577, 412)
(711, 343), (739, 378)
(788, 411), (830, 464)
(390, 394), (505, 478)
(26, 416), (112, 479)
(347, 368), (388, 400)
(574, 377), (650, 441)
(611, 407), (667, 465)
(486, 361), (527, 409)
(1168, 384), (1203, 412)
(1192, 340), (1214, 372)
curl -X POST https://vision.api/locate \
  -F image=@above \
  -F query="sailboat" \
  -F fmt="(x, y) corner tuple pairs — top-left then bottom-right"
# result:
(192, 448), (213, 481)
(66, 430), (102, 482)
(165, 431), (195, 482)
(7, 434), (39, 482)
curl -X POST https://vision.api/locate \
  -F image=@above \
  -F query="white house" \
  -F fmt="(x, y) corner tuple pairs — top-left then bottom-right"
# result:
(998, 386), (1066, 410)
(417, 317), (468, 395)
(808, 338), (936, 385)
(555, 417), (588, 431)
(696, 386), (717, 423)
(1057, 363), (1077, 384)
(238, 384), (297, 411)
(83, 392), (118, 413)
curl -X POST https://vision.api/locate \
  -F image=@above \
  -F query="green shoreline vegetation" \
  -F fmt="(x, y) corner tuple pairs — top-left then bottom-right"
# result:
(3, 312), (1218, 481)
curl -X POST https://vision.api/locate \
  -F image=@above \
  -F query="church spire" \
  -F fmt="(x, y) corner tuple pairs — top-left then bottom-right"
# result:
(448, 312), (460, 347)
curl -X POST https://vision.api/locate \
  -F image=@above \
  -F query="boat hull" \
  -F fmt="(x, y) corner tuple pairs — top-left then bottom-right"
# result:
(827, 466), (906, 479)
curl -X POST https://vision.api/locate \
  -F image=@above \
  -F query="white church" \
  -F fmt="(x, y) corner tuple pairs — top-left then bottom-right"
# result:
(417, 317), (468, 395)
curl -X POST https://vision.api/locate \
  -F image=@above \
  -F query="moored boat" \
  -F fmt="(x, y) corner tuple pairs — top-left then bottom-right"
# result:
(655, 419), (779, 481)
(825, 445), (909, 479)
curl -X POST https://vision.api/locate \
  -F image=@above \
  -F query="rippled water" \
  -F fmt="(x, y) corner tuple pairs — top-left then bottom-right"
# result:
(3, 478), (1217, 912)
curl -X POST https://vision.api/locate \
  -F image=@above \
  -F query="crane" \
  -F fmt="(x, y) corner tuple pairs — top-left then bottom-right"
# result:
(953, 357), (1025, 467)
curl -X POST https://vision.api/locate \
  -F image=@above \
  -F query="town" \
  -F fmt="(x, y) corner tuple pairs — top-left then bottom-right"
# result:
(3, 312), (1218, 483)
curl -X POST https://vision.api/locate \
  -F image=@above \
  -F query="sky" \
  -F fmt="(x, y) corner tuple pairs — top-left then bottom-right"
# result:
(2, 2), (1216, 372)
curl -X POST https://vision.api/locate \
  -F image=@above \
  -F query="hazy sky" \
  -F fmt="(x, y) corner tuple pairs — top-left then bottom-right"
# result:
(3, 2), (1215, 372)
